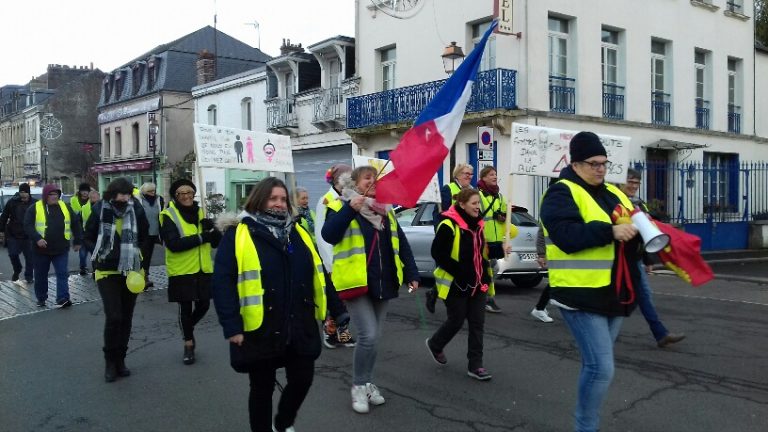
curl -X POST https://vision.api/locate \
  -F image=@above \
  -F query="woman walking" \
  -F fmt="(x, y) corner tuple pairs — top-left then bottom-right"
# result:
(322, 166), (420, 414)
(211, 177), (326, 432)
(160, 179), (221, 365)
(138, 182), (164, 288)
(83, 178), (148, 382)
(425, 189), (494, 380)
(476, 166), (509, 313)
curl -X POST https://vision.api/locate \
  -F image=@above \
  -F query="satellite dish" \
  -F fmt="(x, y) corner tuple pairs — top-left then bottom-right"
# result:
(370, 0), (424, 19)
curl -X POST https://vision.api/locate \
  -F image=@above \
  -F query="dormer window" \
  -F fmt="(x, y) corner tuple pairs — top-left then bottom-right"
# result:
(132, 63), (144, 95)
(114, 73), (124, 99)
(147, 57), (158, 89)
(103, 75), (112, 101)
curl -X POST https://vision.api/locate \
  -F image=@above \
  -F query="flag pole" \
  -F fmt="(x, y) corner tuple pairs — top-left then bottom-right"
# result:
(503, 173), (512, 258)
(365, 159), (392, 197)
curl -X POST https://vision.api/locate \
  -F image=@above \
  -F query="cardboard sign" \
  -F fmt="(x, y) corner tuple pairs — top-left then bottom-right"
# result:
(193, 123), (293, 172)
(509, 123), (631, 184)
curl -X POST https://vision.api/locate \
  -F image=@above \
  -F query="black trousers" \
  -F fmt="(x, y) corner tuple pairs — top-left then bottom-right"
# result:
(429, 290), (486, 371)
(178, 300), (210, 342)
(248, 351), (315, 432)
(140, 235), (159, 277)
(97, 275), (138, 361)
(535, 284), (551, 310)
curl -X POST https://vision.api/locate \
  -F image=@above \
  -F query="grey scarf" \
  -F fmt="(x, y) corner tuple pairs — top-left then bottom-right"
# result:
(240, 210), (293, 241)
(91, 200), (141, 272)
(341, 187), (392, 231)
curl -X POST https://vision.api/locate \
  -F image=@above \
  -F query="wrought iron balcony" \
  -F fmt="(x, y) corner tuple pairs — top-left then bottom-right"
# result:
(312, 87), (345, 124)
(549, 76), (576, 114)
(651, 91), (671, 126)
(346, 68), (517, 130)
(695, 98), (710, 130)
(728, 104), (741, 134)
(266, 98), (298, 130)
(602, 83), (624, 120)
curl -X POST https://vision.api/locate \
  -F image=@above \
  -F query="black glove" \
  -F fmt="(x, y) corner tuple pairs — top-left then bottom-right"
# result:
(200, 218), (215, 232)
(201, 229), (221, 244)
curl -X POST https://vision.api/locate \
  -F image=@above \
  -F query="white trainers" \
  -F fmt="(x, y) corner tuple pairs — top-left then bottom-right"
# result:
(366, 383), (385, 405)
(13, 280), (27, 288)
(531, 308), (554, 323)
(351, 385), (370, 413)
(272, 424), (296, 432)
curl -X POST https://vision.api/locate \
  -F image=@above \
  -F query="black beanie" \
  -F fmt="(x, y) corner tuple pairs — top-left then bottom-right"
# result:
(19, 183), (30, 194)
(169, 179), (197, 197)
(569, 131), (607, 163)
(78, 182), (91, 192)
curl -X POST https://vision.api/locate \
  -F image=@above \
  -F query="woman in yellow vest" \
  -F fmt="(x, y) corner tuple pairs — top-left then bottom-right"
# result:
(211, 177), (326, 432)
(322, 166), (420, 415)
(294, 186), (316, 242)
(83, 178), (149, 382)
(426, 188), (493, 381)
(476, 165), (511, 313)
(160, 179), (221, 366)
(540, 132), (640, 432)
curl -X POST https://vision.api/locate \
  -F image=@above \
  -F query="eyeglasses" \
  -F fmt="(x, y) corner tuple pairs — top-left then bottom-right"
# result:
(461, 172), (473, 177)
(626, 180), (641, 186)
(579, 160), (613, 171)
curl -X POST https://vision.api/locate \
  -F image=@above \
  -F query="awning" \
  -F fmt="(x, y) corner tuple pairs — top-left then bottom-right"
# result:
(644, 139), (709, 150)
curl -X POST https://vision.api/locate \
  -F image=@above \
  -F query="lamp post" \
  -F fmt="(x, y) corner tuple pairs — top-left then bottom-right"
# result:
(0, 156), (3, 187)
(148, 112), (160, 185)
(441, 41), (466, 75)
(42, 146), (49, 184)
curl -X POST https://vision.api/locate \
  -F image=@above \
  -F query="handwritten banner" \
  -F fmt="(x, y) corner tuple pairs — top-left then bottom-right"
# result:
(352, 155), (441, 204)
(193, 123), (294, 173)
(509, 123), (631, 184)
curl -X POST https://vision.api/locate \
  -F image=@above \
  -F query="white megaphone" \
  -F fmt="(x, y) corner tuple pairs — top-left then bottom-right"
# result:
(630, 207), (670, 253)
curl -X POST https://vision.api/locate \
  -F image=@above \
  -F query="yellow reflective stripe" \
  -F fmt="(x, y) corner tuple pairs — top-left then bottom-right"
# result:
(547, 260), (613, 270)
(334, 247), (365, 260)
(240, 295), (262, 307)
(238, 270), (261, 283)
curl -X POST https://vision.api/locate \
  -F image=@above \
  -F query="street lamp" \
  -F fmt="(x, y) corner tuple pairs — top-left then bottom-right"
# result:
(441, 41), (465, 75)
(42, 146), (49, 184)
(148, 113), (160, 185)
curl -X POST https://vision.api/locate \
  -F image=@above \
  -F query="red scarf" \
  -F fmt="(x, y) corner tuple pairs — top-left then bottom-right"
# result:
(477, 180), (499, 197)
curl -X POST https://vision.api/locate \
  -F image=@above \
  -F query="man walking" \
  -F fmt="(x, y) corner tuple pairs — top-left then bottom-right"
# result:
(24, 184), (82, 308)
(0, 183), (37, 287)
(70, 182), (91, 275)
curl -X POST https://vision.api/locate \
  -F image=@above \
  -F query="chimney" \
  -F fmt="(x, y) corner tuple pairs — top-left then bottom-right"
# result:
(279, 39), (304, 56)
(196, 50), (216, 85)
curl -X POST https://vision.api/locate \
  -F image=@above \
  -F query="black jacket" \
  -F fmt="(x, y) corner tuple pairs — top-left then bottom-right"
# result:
(0, 194), (36, 239)
(539, 165), (640, 316)
(23, 200), (82, 255)
(212, 216), (321, 360)
(83, 200), (149, 271)
(322, 201), (420, 300)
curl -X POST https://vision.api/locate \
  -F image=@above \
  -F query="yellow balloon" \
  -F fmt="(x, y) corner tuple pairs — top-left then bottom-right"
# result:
(508, 224), (519, 239)
(126, 271), (145, 294)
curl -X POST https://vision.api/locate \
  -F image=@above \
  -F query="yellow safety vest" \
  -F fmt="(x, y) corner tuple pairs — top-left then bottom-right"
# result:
(327, 199), (404, 291)
(35, 200), (72, 240)
(542, 180), (633, 288)
(160, 202), (212, 277)
(298, 209), (316, 242)
(69, 196), (84, 214)
(479, 190), (506, 243)
(234, 222), (326, 331)
(81, 201), (93, 228)
(432, 219), (495, 299)
(448, 182), (462, 206)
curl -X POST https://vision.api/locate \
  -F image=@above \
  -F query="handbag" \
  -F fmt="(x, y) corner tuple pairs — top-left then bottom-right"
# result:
(229, 337), (263, 373)
(338, 231), (378, 301)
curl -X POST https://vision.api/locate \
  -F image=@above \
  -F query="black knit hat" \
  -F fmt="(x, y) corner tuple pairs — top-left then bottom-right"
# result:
(169, 179), (197, 197)
(569, 131), (607, 163)
(78, 182), (91, 192)
(19, 183), (30, 194)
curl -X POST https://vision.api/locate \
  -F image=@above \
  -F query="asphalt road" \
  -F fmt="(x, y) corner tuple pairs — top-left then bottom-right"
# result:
(1, 266), (767, 432)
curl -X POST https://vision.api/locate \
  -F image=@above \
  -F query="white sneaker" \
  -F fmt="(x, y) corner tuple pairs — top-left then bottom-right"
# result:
(366, 382), (385, 406)
(272, 424), (296, 432)
(13, 280), (27, 288)
(351, 385), (370, 413)
(531, 308), (554, 323)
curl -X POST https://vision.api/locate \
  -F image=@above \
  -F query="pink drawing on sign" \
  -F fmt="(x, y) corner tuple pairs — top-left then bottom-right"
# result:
(263, 140), (276, 163)
(246, 137), (255, 163)
(553, 154), (569, 173)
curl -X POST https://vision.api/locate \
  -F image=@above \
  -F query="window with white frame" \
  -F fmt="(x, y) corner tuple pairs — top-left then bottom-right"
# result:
(601, 30), (619, 87)
(548, 18), (569, 78)
(328, 58), (341, 88)
(703, 152), (739, 213)
(380, 47), (396, 91)
(694, 50), (707, 102)
(207, 105), (217, 125)
(651, 40), (666, 95)
(131, 122), (139, 154)
(472, 21), (496, 71)
(727, 57), (741, 133)
(285, 72), (295, 97)
(728, 58), (739, 107)
(241, 97), (253, 130)
(114, 127), (122, 156)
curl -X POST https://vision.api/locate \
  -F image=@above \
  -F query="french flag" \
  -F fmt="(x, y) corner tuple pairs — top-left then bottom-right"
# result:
(376, 20), (498, 208)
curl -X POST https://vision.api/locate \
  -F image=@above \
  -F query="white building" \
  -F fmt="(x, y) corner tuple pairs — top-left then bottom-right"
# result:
(349, 0), (768, 250)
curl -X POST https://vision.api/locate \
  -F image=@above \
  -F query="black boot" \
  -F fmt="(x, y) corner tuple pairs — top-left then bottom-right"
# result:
(425, 288), (437, 314)
(116, 358), (131, 377)
(183, 344), (195, 365)
(105, 360), (118, 383)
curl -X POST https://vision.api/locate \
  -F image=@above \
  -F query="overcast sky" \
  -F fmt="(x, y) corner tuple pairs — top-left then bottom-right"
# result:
(2, 0), (355, 85)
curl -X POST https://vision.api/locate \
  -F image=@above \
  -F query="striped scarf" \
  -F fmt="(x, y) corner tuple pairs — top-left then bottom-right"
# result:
(92, 200), (141, 272)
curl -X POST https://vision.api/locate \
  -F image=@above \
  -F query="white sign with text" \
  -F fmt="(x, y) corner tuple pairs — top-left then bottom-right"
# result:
(509, 123), (631, 184)
(193, 123), (294, 172)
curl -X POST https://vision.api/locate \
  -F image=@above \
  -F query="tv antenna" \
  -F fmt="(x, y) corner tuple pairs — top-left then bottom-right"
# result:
(244, 20), (261, 50)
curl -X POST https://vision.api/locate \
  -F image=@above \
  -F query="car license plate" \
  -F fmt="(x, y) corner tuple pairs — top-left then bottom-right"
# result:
(518, 253), (537, 261)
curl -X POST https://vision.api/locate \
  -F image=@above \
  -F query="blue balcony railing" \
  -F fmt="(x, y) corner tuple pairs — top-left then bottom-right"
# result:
(728, 104), (741, 134)
(346, 68), (517, 129)
(549, 76), (575, 114)
(651, 91), (671, 125)
(602, 83), (624, 120)
(695, 98), (710, 129)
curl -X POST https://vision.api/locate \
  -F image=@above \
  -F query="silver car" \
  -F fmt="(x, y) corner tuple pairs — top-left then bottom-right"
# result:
(395, 202), (546, 288)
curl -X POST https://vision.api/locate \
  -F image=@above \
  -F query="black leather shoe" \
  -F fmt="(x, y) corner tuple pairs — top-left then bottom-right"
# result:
(183, 345), (195, 365)
(425, 289), (437, 314)
(105, 361), (117, 383)
(657, 333), (686, 348)
(116, 359), (131, 377)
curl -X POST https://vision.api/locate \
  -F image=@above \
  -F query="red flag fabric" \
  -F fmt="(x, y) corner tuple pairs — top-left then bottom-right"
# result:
(655, 221), (714, 287)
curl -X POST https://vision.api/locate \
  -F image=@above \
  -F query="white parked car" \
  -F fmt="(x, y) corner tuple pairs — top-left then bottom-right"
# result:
(395, 202), (546, 289)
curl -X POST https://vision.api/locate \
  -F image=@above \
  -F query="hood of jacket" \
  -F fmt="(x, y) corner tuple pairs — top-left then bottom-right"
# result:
(42, 184), (62, 199)
(441, 205), (484, 232)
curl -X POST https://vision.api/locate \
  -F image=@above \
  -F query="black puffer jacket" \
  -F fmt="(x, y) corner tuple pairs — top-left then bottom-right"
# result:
(0, 194), (36, 239)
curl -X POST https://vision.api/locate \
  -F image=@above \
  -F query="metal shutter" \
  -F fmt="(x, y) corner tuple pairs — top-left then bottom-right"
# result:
(292, 144), (352, 203)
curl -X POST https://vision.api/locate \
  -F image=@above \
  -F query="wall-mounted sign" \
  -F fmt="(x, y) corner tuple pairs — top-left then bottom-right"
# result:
(494, 0), (514, 34)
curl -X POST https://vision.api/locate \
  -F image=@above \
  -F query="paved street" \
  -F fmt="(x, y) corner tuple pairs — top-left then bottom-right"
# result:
(1, 252), (767, 431)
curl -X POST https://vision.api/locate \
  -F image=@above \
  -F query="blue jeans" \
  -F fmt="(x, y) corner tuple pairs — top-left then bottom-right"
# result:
(6, 237), (33, 282)
(33, 251), (70, 303)
(636, 261), (668, 341)
(560, 309), (623, 432)
(344, 295), (389, 386)
(78, 246), (91, 270)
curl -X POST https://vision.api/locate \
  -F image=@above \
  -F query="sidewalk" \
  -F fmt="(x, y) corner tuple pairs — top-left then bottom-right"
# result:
(0, 266), (168, 321)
